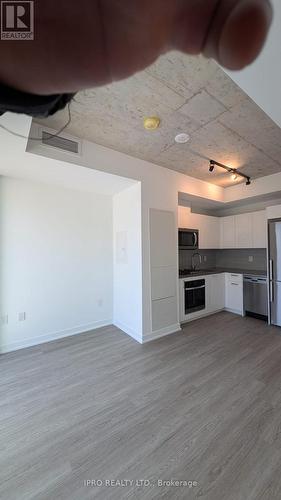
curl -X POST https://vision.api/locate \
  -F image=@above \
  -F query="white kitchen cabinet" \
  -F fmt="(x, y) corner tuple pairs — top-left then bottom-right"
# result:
(235, 213), (252, 248)
(180, 272), (244, 323)
(178, 206), (190, 229)
(220, 211), (267, 249)
(207, 274), (225, 312)
(199, 216), (220, 250)
(179, 207), (267, 250)
(178, 206), (220, 249)
(225, 273), (243, 315)
(220, 216), (236, 249)
(151, 266), (177, 300)
(150, 209), (178, 332)
(151, 209), (176, 267)
(252, 211), (267, 248)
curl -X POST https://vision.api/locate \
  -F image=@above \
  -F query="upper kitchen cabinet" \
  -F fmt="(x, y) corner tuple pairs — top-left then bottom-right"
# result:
(199, 216), (220, 249)
(252, 211), (267, 248)
(178, 205), (190, 229)
(220, 216), (236, 248)
(220, 211), (267, 249)
(179, 206), (267, 250)
(178, 206), (220, 249)
(235, 213), (252, 248)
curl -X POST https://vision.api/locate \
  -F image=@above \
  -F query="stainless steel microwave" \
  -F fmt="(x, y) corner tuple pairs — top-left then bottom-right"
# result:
(178, 229), (199, 250)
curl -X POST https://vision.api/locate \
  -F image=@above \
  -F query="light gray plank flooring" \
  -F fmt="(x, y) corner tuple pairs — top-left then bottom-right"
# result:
(1, 312), (281, 499)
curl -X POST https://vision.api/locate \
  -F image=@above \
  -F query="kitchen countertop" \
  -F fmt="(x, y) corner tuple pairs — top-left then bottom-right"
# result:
(179, 268), (267, 279)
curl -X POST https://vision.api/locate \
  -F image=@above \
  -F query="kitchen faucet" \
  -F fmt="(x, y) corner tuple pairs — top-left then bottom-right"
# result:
(191, 252), (202, 271)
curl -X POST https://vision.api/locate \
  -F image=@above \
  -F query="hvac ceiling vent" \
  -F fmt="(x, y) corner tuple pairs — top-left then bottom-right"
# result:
(41, 131), (80, 155)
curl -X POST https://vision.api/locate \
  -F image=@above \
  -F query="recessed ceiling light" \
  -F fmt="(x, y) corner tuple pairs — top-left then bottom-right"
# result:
(175, 133), (190, 144)
(143, 116), (161, 131)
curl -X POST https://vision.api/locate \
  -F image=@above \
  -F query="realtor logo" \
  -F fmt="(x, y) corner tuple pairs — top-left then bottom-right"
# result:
(1, 1), (34, 39)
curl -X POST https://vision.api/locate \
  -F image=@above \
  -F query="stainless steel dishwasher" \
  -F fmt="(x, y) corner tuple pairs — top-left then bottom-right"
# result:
(243, 275), (268, 320)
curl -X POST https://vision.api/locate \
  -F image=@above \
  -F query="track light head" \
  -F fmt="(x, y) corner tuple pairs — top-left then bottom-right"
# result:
(209, 161), (215, 173)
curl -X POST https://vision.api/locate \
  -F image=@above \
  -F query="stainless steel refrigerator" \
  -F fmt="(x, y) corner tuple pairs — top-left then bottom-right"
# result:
(269, 220), (281, 326)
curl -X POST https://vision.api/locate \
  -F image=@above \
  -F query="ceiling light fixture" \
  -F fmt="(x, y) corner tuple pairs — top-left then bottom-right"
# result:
(209, 160), (215, 173)
(209, 160), (251, 186)
(175, 133), (190, 144)
(143, 116), (161, 131)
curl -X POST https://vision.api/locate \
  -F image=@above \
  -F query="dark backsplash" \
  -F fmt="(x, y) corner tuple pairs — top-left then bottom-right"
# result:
(179, 250), (216, 270)
(179, 249), (267, 271)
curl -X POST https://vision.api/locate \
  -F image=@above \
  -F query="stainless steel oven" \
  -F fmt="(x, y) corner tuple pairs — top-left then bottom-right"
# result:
(179, 229), (199, 250)
(184, 279), (206, 315)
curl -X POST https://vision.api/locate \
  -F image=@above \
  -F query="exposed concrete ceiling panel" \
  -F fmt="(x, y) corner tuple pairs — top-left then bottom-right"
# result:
(178, 90), (227, 126)
(218, 99), (281, 166)
(35, 52), (281, 188)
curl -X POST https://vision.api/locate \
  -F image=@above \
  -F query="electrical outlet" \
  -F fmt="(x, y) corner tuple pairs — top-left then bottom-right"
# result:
(18, 312), (26, 322)
(1, 314), (8, 325)
(97, 299), (103, 308)
(248, 256), (254, 263)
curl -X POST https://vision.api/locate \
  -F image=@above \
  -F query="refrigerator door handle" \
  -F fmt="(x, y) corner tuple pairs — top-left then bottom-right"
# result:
(270, 281), (274, 303)
(269, 260), (273, 281)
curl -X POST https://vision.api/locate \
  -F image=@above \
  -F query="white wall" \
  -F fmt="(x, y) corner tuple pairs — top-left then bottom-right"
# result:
(226, 0), (281, 129)
(0, 177), (113, 353)
(27, 131), (224, 340)
(6, 112), (281, 343)
(225, 171), (281, 203)
(113, 183), (142, 342)
(266, 205), (281, 220)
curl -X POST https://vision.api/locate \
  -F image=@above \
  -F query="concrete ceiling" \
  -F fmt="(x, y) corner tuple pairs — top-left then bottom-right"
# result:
(35, 51), (281, 188)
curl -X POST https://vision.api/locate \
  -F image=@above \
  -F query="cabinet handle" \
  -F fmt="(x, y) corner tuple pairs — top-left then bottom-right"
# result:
(231, 283), (239, 286)
(193, 232), (198, 247)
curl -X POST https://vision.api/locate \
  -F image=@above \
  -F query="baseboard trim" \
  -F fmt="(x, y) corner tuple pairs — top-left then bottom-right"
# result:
(180, 307), (245, 325)
(113, 321), (143, 344)
(180, 308), (225, 324)
(143, 323), (182, 343)
(1, 319), (112, 354)
(225, 308), (243, 316)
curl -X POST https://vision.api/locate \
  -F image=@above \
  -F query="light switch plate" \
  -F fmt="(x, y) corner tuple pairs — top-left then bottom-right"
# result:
(18, 312), (26, 321)
(248, 256), (254, 263)
(1, 314), (8, 325)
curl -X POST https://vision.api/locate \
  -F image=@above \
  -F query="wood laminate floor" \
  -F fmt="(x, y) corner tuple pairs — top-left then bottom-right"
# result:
(2, 312), (281, 499)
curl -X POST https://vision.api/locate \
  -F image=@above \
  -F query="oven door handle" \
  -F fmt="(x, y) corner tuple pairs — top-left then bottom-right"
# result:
(185, 285), (205, 291)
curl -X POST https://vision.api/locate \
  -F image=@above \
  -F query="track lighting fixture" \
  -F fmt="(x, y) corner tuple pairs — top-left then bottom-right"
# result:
(209, 160), (251, 186)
